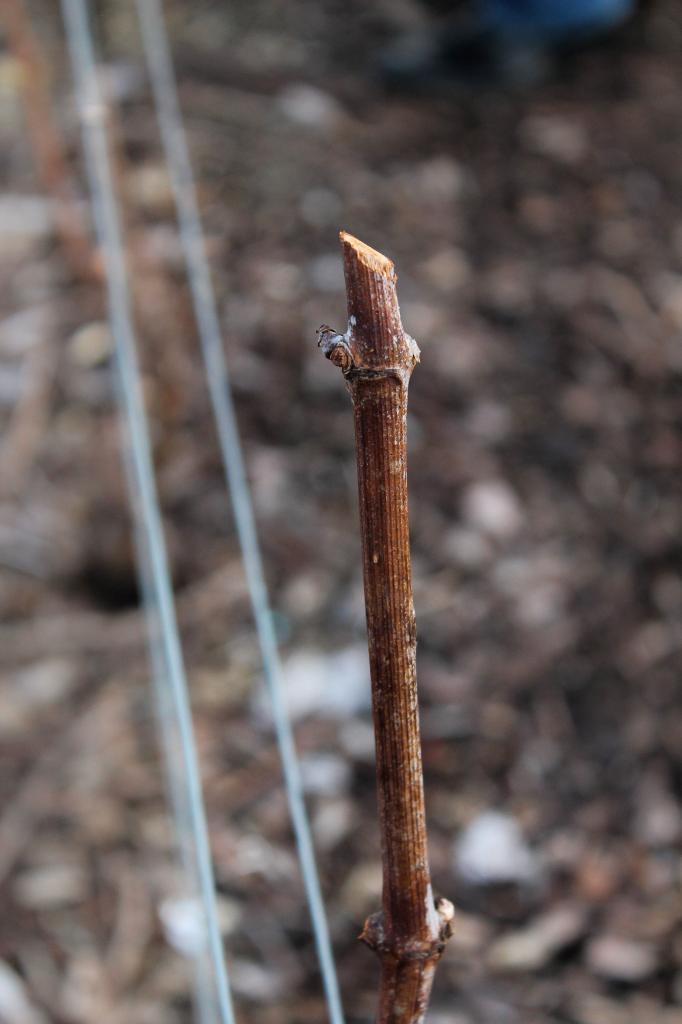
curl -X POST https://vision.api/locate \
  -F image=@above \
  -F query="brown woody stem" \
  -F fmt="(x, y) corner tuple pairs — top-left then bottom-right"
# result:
(319, 231), (453, 1024)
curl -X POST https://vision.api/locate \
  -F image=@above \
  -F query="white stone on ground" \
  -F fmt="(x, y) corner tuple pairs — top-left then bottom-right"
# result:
(455, 810), (540, 886)
(254, 646), (371, 722)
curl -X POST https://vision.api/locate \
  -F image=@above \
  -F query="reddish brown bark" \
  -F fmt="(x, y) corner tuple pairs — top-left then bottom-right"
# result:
(319, 231), (453, 1024)
(0, 0), (97, 280)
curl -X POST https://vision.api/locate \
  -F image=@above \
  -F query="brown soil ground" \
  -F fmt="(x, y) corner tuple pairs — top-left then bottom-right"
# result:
(2, 1), (682, 1022)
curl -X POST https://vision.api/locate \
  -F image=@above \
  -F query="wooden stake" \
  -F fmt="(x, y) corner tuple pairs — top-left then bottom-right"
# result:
(319, 231), (453, 1024)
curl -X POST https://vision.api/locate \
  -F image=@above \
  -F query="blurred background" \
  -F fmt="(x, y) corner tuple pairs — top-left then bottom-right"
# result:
(1, 0), (682, 1021)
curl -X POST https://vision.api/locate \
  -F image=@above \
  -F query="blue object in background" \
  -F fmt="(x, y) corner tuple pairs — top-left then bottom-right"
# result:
(477, 0), (635, 41)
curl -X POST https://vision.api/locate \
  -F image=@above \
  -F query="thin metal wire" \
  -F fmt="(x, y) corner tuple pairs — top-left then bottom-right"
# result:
(131, 517), (217, 1024)
(134, 4), (345, 1022)
(59, 2), (235, 1021)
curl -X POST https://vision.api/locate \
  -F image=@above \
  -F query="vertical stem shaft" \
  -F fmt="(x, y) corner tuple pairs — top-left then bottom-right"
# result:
(353, 372), (430, 935)
(319, 232), (453, 1024)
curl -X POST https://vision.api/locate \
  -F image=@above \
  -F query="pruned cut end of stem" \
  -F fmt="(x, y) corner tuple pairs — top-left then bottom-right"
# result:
(340, 230), (396, 282)
(336, 230), (416, 375)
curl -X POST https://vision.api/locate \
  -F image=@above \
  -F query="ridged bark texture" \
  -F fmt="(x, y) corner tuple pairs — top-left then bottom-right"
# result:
(319, 231), (453, 1024)
(351, 373), (430, 934)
